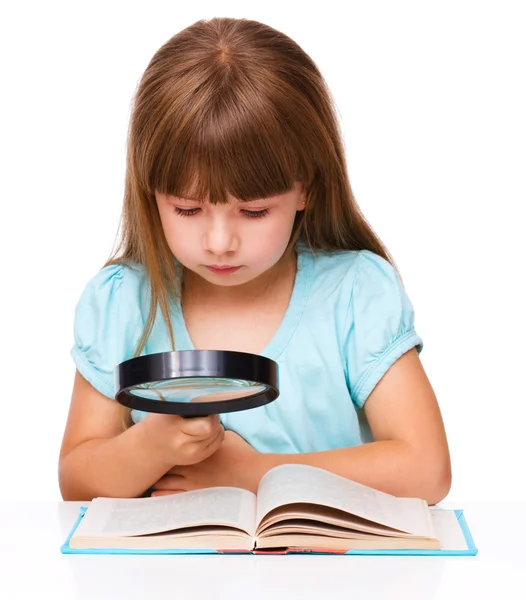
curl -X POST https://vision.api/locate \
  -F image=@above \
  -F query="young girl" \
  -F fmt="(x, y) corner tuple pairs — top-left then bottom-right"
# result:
(59, 17), (451, 505)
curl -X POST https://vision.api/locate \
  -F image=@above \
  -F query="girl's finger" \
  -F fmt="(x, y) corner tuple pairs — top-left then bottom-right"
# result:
(202, 423), (225, 450)
(153, 474), (186, 489)
(151, 490), (185, 497)
(181, 414), (220, 438)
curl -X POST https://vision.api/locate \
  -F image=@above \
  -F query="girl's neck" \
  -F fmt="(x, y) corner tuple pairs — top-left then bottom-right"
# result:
(181, 249), (297, 309)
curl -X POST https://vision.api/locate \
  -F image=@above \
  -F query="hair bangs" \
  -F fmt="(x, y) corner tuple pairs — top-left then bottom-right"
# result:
(146, 77), (308, 204)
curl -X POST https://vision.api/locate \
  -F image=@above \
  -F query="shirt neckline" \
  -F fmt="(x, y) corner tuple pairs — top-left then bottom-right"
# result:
(171, 244), (314, 360)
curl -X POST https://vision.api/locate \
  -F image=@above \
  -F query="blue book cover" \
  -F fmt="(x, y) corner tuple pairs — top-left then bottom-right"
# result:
(60, 506), (478, 556)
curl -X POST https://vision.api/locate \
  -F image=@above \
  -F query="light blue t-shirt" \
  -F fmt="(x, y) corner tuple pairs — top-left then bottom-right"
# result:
(71, 245), (423, 453)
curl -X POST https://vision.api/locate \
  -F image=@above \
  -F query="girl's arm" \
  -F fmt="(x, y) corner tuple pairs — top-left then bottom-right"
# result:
(260, 348), (452, 505)
(58, 370), (224, 501)
(161, 348), (451, 505)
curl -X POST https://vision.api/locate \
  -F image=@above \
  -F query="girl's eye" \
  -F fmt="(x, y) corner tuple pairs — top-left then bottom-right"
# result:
(242, 209), (270, 219)
(172, 207), (269, 218)
(173, 207), (200, 216)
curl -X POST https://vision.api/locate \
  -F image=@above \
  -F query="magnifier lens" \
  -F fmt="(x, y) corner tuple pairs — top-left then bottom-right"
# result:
(128, 377), (266, 403)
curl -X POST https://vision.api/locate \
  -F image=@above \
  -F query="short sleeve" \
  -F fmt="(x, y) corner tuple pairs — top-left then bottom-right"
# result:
(344, 250), (423, 408)
(70, 263), (144, 399)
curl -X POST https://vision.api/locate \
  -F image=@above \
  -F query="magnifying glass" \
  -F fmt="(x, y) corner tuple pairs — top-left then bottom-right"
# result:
(114, 350), (279, 417)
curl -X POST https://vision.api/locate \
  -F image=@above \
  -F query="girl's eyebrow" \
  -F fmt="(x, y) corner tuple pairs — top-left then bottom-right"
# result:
(239, 197), (273, 204)
(170, 195), (274, 204)
(165, 195), (202, 203)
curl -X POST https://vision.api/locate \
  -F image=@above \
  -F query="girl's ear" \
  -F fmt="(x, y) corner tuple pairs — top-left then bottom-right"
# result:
(294, 180), (307, 211)
(297, 198), (307, 211)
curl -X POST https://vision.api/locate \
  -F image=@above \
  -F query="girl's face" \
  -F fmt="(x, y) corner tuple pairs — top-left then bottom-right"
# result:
(155, 181), (306, 287)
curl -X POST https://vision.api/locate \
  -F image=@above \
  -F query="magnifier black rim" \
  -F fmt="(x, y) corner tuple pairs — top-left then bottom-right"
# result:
(114, 349), (279, 416)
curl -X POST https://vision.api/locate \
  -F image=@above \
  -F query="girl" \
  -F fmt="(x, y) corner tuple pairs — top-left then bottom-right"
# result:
(58, 17), (451, 504)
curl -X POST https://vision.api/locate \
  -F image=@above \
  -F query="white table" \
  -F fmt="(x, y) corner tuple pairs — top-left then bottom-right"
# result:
(1, 501), (524, 599)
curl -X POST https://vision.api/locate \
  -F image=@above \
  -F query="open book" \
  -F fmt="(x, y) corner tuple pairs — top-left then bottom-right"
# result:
(66, 464), (475, 554)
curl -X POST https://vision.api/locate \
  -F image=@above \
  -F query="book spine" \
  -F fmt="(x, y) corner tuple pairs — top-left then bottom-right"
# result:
(253, 548), (348, 555)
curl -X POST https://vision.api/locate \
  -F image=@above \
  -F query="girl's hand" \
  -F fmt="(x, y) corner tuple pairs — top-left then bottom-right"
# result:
(141, 412), (225, 467)
(151, 430), (265, 496)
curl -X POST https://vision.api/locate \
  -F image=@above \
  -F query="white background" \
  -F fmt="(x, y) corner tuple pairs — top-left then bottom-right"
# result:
(0, 1), (524, 503)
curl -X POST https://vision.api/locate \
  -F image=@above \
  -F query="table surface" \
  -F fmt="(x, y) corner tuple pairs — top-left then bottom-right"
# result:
(1, 500), (524, 599)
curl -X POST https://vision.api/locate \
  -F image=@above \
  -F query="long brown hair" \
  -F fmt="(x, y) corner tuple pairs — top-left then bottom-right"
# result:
(104, 17), (399, 427)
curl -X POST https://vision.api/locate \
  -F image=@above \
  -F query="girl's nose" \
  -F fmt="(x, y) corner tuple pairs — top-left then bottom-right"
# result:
(203, 215), (239, 255)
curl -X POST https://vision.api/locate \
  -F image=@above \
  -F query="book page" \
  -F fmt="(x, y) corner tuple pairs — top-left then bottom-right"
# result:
(74, 487), (257, 538)
(430, 509), (469, 551)
(259, 504), (418, 537)
(256, 464), (432, 537)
